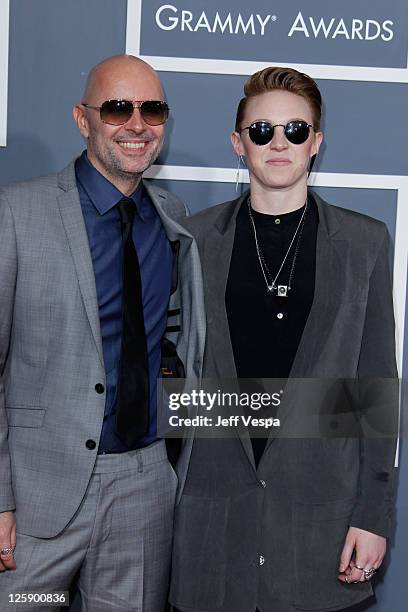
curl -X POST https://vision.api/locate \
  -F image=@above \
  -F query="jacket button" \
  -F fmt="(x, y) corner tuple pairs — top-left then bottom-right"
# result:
(259, 479), (267, 488)
(259, 555), (265, 566)
(95, 383), (105, 394)
(86, 439), (96, 450)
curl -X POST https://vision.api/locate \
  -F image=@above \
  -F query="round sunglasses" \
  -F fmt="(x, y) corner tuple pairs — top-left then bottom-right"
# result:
(241, 120), (314, 145)
(81, 99), (169, 126)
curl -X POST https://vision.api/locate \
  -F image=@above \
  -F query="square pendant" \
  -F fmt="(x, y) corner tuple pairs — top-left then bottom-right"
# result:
(277, 285), (288, 297)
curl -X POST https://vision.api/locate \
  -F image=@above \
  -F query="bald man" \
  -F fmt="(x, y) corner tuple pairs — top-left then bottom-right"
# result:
(0, 55), (205, 610)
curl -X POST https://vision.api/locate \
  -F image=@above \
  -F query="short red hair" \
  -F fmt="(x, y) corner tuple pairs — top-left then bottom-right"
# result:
(235, 66), (322, 131)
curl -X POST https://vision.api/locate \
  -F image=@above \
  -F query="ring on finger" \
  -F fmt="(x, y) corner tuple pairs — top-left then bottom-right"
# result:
(364, 568), (376, 580)
(0, 547), (14, 556)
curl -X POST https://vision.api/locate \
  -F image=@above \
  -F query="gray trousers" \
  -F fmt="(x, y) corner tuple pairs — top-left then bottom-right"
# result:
(0, 440), (177, 611)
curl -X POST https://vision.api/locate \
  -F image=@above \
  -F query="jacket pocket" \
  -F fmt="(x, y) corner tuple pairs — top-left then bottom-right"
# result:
(6, 406), (45, 428)
(293, 497), (372, 610)
(170, 495), (230, 610)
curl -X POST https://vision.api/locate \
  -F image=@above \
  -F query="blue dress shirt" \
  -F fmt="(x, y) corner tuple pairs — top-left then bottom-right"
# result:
(75, 151), (173, 452)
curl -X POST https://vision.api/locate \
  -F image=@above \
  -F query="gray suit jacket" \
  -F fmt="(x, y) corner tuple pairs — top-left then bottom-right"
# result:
(0, 160), (205, 537)
(170, 191), (398, 612)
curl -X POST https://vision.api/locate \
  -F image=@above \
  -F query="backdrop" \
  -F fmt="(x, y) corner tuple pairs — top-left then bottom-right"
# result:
(0, 1), (407, 610)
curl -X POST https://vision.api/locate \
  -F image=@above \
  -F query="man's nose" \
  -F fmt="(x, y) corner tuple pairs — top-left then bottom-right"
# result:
(124, 105), (146, 131)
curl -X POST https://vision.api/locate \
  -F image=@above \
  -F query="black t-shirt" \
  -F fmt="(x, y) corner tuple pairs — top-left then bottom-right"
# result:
(225, 195), (318, 466)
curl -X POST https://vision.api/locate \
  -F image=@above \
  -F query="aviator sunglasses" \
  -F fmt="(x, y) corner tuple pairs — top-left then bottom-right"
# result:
(81, 99), (169, 126)
(241, 120), (314, 146)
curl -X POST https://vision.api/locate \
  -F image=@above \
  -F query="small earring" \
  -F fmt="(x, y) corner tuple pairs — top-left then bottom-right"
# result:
(235, 154), (245, 192)
(308, 154), (317, 178)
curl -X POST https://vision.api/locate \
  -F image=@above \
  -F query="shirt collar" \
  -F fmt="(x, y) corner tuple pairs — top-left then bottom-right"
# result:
(75, 150), (146, 221)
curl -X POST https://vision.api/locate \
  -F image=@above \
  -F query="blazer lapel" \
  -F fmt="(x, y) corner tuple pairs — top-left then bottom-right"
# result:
(143, 182), (207, 495)
(289, 201), (341, 378)
(204, 222), (237, 378)
(57, 162), (104, 367)
(143, 181), (194, 243)
(205, 192), (257, 469)
(264, 195), (345, 452)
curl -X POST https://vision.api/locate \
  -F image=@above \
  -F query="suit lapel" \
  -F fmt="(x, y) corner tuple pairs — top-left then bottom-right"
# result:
(264, 195), (344, 452)
(57, 163), (104, 366)
(143, 181), (194, 243)
(205, 193), (257, 468)
(203, 219), (237, 379)
(289, 207), (340, 378)
(144, 182), (207, 497)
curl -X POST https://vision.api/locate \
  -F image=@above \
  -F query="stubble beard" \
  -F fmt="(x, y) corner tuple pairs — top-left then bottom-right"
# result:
(88, 128), (163, 188)
(104, 140), (162, 183)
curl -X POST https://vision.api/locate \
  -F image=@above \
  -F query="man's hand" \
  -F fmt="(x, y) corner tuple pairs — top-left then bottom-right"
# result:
(338, 526), (385, 584)
(0, 511), (17, 571)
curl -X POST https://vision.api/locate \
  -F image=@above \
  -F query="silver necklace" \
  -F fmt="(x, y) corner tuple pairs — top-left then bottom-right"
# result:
(247, 197), (308, 296)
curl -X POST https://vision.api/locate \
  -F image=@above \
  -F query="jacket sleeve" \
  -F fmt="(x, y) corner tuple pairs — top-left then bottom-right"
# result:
(0, 191), (17, 512)
(350, 226), (398, 537)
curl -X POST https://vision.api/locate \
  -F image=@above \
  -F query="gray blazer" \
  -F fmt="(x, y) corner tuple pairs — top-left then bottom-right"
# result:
(170, 191), (398, 612)
(0, 160), (205, 537)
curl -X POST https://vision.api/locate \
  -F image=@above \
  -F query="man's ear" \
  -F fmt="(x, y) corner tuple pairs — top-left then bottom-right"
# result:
(73, 104), (90, 139)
